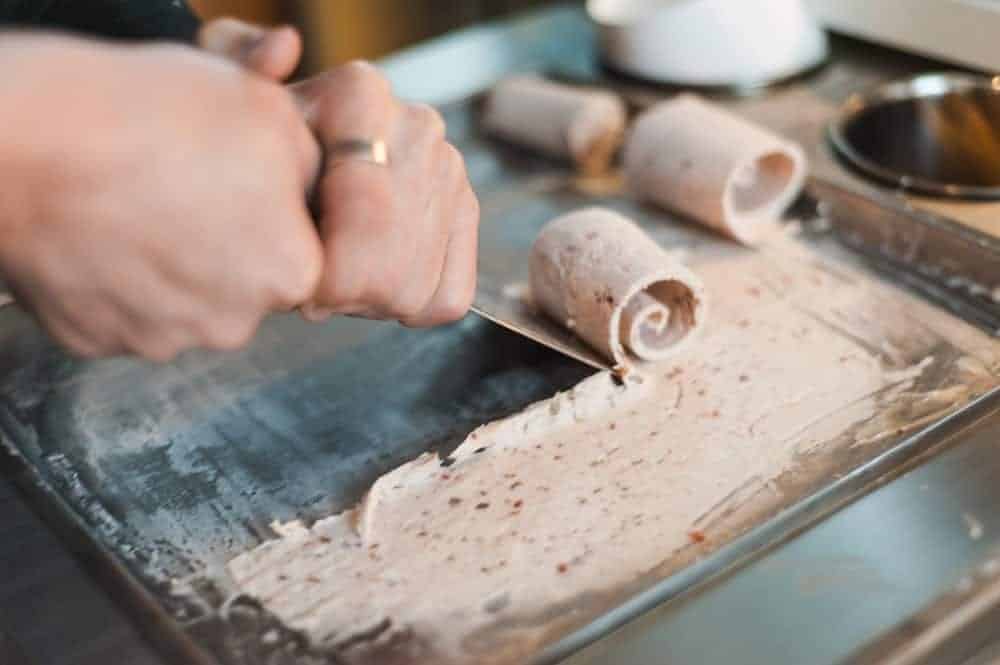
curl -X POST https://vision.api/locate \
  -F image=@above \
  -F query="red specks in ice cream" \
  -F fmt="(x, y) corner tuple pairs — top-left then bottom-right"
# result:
(223, 232), (994, 664)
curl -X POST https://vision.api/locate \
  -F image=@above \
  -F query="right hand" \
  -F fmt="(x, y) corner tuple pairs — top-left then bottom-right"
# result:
(0, 35), (323, 361)
(200, 20), (481, 328)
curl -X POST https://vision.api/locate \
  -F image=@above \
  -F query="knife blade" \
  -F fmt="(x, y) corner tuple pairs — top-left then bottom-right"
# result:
(472, 276), (612, 372)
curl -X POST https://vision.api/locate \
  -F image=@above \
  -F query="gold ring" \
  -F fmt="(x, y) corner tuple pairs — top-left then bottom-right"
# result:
(325, 139), (389, 167)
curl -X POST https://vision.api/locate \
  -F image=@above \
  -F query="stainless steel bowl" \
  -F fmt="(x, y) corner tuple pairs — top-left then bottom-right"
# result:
(829, 72), (1000, 200)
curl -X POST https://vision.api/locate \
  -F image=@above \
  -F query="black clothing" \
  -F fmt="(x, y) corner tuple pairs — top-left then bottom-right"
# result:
(0, 0), (200, 41)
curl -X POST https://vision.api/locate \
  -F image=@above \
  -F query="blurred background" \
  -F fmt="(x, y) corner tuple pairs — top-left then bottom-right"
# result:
(188, 0), (554, 73)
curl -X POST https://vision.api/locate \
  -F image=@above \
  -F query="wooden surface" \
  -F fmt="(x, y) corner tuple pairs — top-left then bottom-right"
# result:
(0, 472), (166, 665)
(295, 0), (550, 68)
(186, 0), (553, 66)
(909, 196), (1000, 240)
(187, 0), (282, 24)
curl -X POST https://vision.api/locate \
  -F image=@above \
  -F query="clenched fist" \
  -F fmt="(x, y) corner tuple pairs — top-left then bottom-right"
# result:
(295, 62), (480, 327)
(0, 35), (323, 361)
(202, 20), (480, 328)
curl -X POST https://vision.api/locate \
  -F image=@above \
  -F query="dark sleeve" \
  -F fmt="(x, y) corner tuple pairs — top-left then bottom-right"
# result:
(0, 0), (201, 42)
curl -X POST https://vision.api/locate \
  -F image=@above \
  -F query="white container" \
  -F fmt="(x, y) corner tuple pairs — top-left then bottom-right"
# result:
(588, 0), (829, 88)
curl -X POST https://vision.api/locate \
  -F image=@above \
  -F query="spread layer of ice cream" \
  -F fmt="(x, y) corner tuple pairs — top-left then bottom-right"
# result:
(224, 233), (999, 665)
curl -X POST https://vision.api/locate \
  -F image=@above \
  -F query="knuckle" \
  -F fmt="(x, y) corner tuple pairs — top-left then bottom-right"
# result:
(394, 301), (424, 323)
(275, 243), (323, 307)
(410, 103), (446, 141)
(437, 143), (465, 184)
(203, 320), (257, 351)
(64, 337), (102, 359)
(338, 60), (391, 97)
(315, 271), (362, 311)
(455, 190), (481, 232)
(438, 294), (473, 324)
(395, 299), (424, 322)
(138, 342), (180, 364)
(50, 323), (104, 359)
(299, 304), (333, 322)
(442, 141), (465, 169)
(250, 80), (300, 127)
(392, 281), (436, 322)
(467, 193), (481, 226)
(251, 77), (287, 109)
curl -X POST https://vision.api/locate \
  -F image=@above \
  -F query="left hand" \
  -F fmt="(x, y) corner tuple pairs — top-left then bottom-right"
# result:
(199, 19), (480, 328)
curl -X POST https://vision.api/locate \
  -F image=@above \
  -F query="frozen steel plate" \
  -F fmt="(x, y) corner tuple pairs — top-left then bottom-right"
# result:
(0, 7), (999, 665)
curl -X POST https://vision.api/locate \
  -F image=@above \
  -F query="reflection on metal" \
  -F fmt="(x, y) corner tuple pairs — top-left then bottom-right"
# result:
(471, 304), (612, 372)
(810, 179), (1000, 336)
(829, 73), (1000, 200)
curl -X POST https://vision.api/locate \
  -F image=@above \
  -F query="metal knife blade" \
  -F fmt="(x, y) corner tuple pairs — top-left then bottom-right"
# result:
(472, 275), (611, 372)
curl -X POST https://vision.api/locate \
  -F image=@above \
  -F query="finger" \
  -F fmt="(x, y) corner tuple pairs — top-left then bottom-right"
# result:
(402, 185), (479, 327)
(46, 305), (125, 360)
(261, 200), (326, 312)
(39, 310), (101, 358)
(396, 142), (464, 327)
(199, 18), (265, 63)
(307, 87), (398, 316)
(4, 269), (119, 358)
(199, 18), (302, 81)
(299, 304), (333, 322)
(246, 26), (302, 81)
(311, 163), (397, 315)
(291, 60), (392, 131)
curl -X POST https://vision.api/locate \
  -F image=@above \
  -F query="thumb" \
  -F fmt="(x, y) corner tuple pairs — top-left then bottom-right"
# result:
(198, 17), (302, 82)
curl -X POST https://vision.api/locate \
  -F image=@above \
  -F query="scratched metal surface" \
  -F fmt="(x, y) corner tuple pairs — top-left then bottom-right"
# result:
(0, 6), (999, 665)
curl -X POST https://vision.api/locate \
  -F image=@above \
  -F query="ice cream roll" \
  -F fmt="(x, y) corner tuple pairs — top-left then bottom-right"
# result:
(530, 207), (707, 369)
(625, 94), (807, 246)
(483, 75), (627, 174)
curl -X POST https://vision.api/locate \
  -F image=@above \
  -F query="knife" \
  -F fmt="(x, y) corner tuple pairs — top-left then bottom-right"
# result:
(472, 275), (612, 372)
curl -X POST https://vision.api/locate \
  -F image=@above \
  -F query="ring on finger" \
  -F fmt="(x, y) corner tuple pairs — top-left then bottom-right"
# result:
(324, 138), (390, 168)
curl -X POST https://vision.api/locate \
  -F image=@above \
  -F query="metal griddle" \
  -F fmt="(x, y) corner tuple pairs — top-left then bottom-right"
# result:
(1, 6), (999, 665)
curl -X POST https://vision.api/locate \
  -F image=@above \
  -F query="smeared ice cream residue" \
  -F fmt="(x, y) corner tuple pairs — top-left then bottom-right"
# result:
(221, 234), (999, 665)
